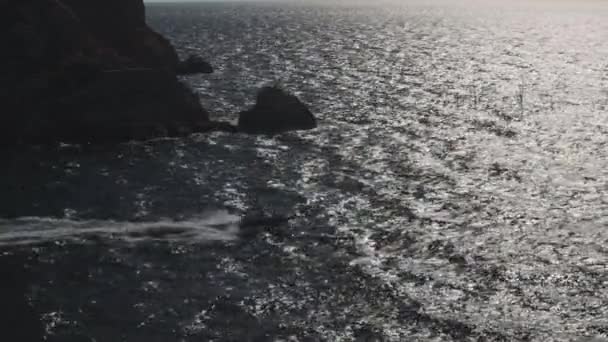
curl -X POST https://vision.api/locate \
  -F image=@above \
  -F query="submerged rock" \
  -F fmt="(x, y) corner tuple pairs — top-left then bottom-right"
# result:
(176, 55), (214, 75)
(237, 86), (317, 134)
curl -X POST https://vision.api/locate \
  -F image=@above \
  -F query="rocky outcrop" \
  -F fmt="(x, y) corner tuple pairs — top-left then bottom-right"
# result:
(60, 0), (180, 70)
(177, 55), (214, 75)
(238, 86), (317, 134)
(0, 0), (209, 145)
(44, 69), (211, 143)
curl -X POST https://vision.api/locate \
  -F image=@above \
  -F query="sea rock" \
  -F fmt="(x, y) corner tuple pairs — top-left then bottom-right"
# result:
(237, 86), (317, 134)
(176, 55), (214, 75)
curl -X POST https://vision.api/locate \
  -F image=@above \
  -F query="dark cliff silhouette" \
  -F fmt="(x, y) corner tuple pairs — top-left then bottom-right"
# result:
(0, 0), (215, 145)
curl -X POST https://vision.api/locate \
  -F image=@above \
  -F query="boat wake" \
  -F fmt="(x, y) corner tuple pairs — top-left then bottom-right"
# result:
(0, 211), (240, 246)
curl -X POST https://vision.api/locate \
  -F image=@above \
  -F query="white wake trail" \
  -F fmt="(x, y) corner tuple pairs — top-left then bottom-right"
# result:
(0, 211), (241, 246)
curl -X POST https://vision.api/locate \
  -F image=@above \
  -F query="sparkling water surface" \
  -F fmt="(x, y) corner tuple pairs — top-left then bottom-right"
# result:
(1, 2), (607, 341)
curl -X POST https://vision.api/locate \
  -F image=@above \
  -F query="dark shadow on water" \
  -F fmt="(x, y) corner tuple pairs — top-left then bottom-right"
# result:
(0, 123), (505, 341)
(0, 254), (44, 342)
(0, 135), (304, 221)
(0, 135), (321, 340)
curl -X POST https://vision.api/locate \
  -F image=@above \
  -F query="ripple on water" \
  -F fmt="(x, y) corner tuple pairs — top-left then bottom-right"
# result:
(1, 2), (607, 341)
(166, 3), (608, 339)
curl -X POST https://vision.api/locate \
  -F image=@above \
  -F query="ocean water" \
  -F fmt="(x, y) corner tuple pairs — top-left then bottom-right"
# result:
(1, 2), (608, 341)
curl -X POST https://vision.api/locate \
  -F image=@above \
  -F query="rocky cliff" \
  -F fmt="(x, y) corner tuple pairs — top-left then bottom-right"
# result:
(0, 0), (210, 144)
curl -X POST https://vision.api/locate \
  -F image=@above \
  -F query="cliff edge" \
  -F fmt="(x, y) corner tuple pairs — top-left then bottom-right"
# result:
(0, 0), (211, 144)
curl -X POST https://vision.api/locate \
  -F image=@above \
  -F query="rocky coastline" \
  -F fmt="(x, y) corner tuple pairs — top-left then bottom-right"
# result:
(1, 0), (316, 145)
